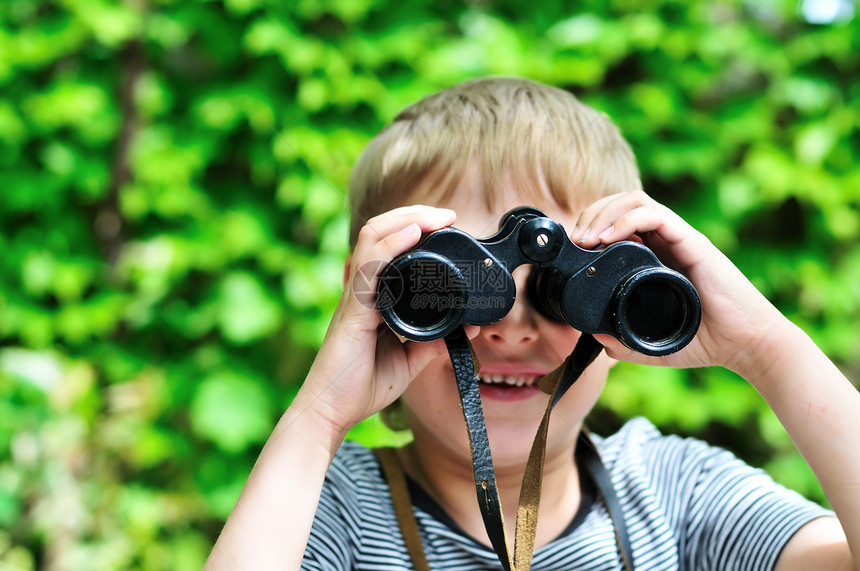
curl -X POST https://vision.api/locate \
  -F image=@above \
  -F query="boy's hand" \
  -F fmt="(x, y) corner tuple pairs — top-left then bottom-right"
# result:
(297, 205), (472, 441)
(569, 189), (785, 374)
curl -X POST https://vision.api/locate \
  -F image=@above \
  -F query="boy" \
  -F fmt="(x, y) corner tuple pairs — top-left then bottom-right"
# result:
(205, 78), (858, 569)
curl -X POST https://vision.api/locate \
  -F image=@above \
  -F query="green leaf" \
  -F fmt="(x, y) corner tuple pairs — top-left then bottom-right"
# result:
(217, 272), (282, 344)
(190, 371), (273, 453)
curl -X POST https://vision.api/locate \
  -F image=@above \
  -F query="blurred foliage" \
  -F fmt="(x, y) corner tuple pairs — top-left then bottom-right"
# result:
(1, 0), (858, 568)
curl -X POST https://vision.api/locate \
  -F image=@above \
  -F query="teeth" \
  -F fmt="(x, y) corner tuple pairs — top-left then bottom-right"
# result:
(478, 374), (536, 387)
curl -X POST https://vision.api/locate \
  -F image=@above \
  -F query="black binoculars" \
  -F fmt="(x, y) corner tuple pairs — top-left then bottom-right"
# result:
(376, 207), (701, 356)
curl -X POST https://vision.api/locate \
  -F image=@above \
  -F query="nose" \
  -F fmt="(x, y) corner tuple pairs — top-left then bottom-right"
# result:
(479, 266), (540, 346)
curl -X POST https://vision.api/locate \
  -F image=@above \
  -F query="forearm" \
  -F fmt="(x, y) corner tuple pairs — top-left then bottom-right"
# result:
(734, 316), (860, 563)
(204, 394), (346, 570)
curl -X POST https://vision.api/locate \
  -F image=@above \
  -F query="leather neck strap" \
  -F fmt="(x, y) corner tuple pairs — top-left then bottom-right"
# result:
(375, 446), (432, 571)
(442, 327), (633, 571)
(375, 430), (633, 571)
(375, 328), (633, 570)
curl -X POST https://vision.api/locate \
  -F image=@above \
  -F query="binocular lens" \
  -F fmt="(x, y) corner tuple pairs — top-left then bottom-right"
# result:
(622, 279), (685, 343)
(615, 269), (699, 355)
(378, 253), (467, 340)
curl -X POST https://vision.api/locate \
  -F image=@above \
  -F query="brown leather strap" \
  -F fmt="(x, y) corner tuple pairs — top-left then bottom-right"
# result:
(375, 329), (633, 571)
(374, 447), (432, 571)
(445, 327), (612, 571)
(375, 436), (634, 571)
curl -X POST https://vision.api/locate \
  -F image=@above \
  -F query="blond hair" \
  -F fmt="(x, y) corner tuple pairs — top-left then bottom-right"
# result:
(348, 77), (641, 246)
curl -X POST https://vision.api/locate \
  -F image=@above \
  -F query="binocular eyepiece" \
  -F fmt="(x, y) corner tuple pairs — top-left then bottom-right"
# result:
(376, 207), (701, 356)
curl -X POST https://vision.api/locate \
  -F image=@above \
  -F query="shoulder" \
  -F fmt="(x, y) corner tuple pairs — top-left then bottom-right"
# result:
(306, 441), (411, 569)
(320, 440), (392, 510)
(326, 440), (384, 485)
(591, 416), (825, 512)
(314, 439), (386, 521)
(592, 416), (761, 485)
(592, 416), (708, 460)
(589, 418), (831, 570)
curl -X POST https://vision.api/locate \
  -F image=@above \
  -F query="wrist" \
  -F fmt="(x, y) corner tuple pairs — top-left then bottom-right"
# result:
(277, 387), (353, 459)
(726, 311), (807, 387)
(293, 341), (370, 445)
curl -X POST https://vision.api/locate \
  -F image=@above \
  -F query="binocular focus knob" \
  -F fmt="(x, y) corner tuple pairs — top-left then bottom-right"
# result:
(519, 218), (564, 263)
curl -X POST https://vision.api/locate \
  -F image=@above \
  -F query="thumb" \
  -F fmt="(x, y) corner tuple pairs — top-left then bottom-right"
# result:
(403, 336), (451, 380)
(592, 334), (636, 362)
(593, 333), (664, 366)
(405, 325), (480, 376)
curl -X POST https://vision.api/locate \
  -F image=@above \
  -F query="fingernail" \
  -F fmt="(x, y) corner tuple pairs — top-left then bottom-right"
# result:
(401, 223), (419, 236)
(578, 228), (590, 244)
(571, 225), (580, 239)
(598, 226), (614, 241)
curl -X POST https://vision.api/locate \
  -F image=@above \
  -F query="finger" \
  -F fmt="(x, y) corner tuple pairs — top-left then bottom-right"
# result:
(402, 327), (480, 379)
(346, 206), (460, 320)
(341, 223), (427, 323)
(402, 337), (451, 381)
(355, 205), (457, 251)
(573, 190), (656, 247)
(569, 192), (628, 244)
(599, 202), (712, 271)
(591, 334), (632, 359)
(347, 218), (440, 300)
(594, 203), (667, 245)
(593, 334), (663, 367)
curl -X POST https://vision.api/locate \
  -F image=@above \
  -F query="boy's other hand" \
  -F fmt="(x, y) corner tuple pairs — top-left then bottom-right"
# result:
(298, 205), (471, 441)
(568, 190), (785, 375)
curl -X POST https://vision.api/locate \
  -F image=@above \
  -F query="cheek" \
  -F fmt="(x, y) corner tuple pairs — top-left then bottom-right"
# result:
(543, 324), (585, 361)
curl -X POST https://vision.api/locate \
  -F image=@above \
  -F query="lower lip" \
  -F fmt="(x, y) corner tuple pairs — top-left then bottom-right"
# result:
(478, 382), (543, 402)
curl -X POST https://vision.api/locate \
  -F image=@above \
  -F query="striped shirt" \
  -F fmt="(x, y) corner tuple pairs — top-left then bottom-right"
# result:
(303, 417), (830, 570)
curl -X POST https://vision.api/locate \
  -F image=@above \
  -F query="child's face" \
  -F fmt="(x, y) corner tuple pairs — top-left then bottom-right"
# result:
(398, 168), (615, 466)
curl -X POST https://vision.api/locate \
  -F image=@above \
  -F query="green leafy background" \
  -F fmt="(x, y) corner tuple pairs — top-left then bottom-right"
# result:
(1, 0), (858, 568)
